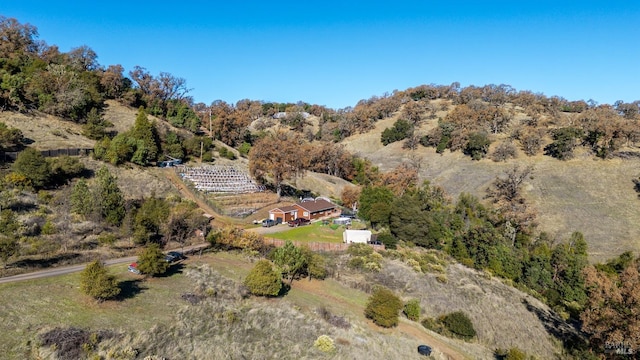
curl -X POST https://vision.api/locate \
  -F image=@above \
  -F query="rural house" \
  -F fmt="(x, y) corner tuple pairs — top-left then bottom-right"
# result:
(268, 198), (338, 223)
(268, 205), (299, 223)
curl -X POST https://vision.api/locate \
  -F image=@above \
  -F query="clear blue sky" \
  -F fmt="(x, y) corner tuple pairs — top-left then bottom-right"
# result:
(4, 1), (639, 109)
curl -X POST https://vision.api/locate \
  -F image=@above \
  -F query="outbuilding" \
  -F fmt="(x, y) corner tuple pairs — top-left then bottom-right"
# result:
(343, 229), (372, 244)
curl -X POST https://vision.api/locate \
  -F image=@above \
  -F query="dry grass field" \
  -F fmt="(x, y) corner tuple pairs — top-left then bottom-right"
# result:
(0, 251), (512, 360)
(0, 248), (574, 359)
(0, 111), (95, 150)
(342, 110), (640, 263)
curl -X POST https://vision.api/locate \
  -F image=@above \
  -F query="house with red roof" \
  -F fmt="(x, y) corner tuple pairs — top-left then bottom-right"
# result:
(268, 198), (338, 223)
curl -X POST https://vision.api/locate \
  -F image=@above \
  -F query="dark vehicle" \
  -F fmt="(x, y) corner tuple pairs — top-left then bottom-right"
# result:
(262, 219), (276, 227)
(417, 345), (432, 356)
(288, 218), (310, 227)
(165, 251), (186, 262)
(368, 240), (383, 246)
(340, 212), (357, 219)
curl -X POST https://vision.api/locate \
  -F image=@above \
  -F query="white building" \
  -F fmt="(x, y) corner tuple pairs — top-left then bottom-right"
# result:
(343, 229), (372, 244)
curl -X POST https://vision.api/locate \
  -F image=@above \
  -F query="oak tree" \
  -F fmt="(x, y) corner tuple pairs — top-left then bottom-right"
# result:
(249, 131), (309, 198)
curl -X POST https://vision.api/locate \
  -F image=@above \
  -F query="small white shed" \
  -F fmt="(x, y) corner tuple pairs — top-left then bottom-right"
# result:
(343, 229), (372, 244)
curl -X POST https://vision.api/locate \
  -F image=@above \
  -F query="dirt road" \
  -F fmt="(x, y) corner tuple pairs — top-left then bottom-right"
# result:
(293, 279), (470, 360)
(0, 243), (209, 285)
(162, 168), (230, 228)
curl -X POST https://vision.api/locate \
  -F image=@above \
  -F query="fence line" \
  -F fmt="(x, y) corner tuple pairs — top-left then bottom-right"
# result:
(261, 238), (385, 252)
(1, 148), (93, 161)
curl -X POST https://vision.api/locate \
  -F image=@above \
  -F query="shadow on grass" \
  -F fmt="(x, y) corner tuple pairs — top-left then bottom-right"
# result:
(157, 262), (186, 278)
(117, 279), (147, 301)
(278, 283), (292, 297)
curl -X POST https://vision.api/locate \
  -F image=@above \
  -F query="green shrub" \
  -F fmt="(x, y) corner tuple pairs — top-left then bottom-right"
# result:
(41, 220), (57, 235)
(243, 259), (282, 296)
(238, 142), (251, 157)
(441, 311), (476, 340)
(495, 347), (528, 360)
(347, 243), (373, 257)
(464, 132), (491, 160)
(80, 260), (120, 301)
(98, 233), (117, 246)
(381, 119), (413, 145)
(364, 286), (403, 328)
(421, 317), (443, 333)
(313, 335), (335, 353)
(403, 299), (421, 321)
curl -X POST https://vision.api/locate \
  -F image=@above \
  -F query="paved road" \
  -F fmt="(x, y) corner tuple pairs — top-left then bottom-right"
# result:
(0, 243), (210, 285)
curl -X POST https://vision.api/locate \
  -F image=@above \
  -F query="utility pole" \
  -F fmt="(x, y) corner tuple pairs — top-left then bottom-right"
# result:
(209, 107), (212, 138)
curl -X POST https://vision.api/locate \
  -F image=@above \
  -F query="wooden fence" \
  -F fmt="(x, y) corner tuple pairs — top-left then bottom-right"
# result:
(1, 148), (93, 161)
(262, 238), (385, 252)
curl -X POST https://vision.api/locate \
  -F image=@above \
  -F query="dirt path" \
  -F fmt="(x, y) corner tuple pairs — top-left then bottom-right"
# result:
(293, 279), (469, 360)
(162, 168), (231, 228)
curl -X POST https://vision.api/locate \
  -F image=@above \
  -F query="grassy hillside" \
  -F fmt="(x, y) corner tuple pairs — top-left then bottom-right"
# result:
(4, 98), (639, 262)
(342, 108), (640, 262)
(0, 250), (572, 359)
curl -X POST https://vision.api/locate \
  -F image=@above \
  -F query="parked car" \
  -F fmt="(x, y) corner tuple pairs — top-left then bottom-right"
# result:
(128, 262), (141, 274)
(417, 345), (432, 356)
(340, 212), (357, 219)
(165, 251), (186, 263)
(288, 218), (310, 227)
(368, 240), (383, 246)
(167, 251), (186, 260)
(262, 219), (276, 227)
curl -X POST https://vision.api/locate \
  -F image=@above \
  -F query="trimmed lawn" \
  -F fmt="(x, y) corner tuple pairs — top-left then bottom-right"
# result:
(267, 221), (346, 243)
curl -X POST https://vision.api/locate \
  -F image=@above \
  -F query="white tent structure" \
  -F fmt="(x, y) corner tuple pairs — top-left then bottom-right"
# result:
(343, 229), (372, 244)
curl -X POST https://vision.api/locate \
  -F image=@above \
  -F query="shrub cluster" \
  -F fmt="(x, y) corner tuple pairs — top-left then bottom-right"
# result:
(364, 286), (403, 328)
(40, 327), (115, 360)
(347, 243), (383, 272)
(403, 299), (421, 321)
(421, 311), (477, 341)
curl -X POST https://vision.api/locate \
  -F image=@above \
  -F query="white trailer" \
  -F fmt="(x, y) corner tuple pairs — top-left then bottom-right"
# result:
(343, 229), (372, 244)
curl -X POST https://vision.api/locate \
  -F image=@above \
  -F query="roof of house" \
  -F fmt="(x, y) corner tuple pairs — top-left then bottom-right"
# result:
(296, 199), (336, 213)
(269, 205), (298, 213)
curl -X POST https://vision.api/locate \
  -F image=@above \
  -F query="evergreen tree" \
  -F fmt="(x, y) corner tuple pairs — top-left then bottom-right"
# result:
(136, 243), (169, 276)
(0, 235), (19, 264)
(244, 259), (282, 296)
(80, 260), (120, 301)
(0, 209), (19, 236)
(130, 107), (159, 165)
(70, 178), (93, 217)
(12, 147), (50, 188)
(82, 107), (111, 140)
(132, 195), (169, 244)
(271, 241), (306, 285)
(95, 166), (124, 226)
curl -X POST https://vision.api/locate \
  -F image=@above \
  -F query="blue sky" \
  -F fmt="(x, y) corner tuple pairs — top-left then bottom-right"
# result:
(4, 1), (639, 109)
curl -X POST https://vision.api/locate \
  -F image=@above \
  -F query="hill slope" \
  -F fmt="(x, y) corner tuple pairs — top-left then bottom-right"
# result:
(342, 112), (640, 262)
